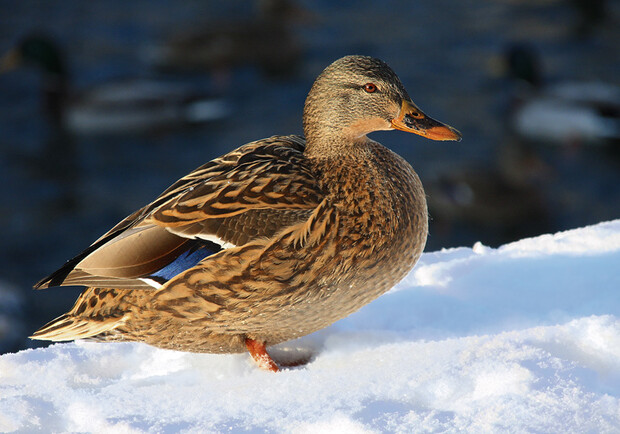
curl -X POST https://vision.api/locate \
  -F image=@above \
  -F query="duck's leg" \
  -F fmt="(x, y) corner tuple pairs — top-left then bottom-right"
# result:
(245, 338), (279, 372)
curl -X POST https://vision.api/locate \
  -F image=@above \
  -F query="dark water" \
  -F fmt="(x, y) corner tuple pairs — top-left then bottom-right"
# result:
(1, 0), (619, 352)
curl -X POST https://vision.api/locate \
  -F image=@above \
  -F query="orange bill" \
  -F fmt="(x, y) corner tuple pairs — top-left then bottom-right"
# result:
(391, 100), (462, 141)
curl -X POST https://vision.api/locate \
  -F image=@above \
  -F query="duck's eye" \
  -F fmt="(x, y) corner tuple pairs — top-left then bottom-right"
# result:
(363, 83), (377, 93)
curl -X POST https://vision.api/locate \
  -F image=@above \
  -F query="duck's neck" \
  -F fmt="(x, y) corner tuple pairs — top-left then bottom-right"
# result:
(303, 128), (369, 159)
(303, 102), (380, 159)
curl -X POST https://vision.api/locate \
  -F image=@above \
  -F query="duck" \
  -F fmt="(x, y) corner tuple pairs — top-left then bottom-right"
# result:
(0, 34), (230, 136)
(30, 55), (461, 372)
(146, 0), (308, 77)
(505, 43), (620, 146)
(425, 140), (552, 248)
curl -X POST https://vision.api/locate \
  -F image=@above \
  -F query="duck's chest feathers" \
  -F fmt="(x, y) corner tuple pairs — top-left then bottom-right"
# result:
(309, 143), (426, 244)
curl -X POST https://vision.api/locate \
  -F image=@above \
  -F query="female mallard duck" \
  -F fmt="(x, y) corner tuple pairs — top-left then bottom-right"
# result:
(505, 43), (620, 146)
(0, 34), (229, 135)
(31, 55), (461, 371)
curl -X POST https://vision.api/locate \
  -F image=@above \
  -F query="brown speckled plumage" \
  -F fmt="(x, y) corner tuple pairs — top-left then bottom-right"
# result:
(32, 55), (461, 370)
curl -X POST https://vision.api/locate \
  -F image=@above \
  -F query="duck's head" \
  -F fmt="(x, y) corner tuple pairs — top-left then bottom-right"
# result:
(0, 34), (67, 78)
(303, 55), (461, 147)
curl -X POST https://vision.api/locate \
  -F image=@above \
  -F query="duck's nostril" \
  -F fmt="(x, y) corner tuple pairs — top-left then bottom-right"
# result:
(403, 114), (417, 129)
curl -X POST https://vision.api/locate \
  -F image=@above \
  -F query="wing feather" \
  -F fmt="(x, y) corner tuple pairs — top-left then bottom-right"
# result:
(35, 135), (322, 290)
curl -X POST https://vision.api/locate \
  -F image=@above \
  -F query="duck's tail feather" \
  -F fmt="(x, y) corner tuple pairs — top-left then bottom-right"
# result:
(30, 287), (128, 342)
(30, 313), (123, 342)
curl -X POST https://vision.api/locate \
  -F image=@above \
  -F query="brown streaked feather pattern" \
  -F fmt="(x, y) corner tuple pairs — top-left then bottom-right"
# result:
(31, 288), (132, 341)
(167, 208), (314, 247)
(32, 56), (460, 370)
(46, 142), (427, 354)
(147, 135), (320, 225)
(34, 135), (321, 291)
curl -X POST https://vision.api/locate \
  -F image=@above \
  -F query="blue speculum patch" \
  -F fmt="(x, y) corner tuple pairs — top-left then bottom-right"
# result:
(147, 240), (222, 284)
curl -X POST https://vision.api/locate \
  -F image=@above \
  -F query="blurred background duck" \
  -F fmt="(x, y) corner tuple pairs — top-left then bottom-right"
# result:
(0, 34), (230, 136)
(425, 140), (553, 247)
(146, 0), (311, 78)
(504, 43), (620, 146)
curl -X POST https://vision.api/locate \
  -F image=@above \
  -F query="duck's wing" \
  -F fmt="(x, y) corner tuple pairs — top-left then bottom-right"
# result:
(35, 135), (322, 290)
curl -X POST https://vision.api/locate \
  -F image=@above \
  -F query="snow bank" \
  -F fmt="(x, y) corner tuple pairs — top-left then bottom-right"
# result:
(1, 220), (619, 433)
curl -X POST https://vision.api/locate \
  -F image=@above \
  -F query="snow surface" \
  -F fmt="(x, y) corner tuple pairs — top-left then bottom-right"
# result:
(1, 220), (619, 433)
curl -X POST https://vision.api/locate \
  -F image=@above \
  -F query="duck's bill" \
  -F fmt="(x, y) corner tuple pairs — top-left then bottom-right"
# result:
(391, 100), (462, 141)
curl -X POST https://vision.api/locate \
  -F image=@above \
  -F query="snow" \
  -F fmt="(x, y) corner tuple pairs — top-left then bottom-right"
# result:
(1, 220), (619, 433)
